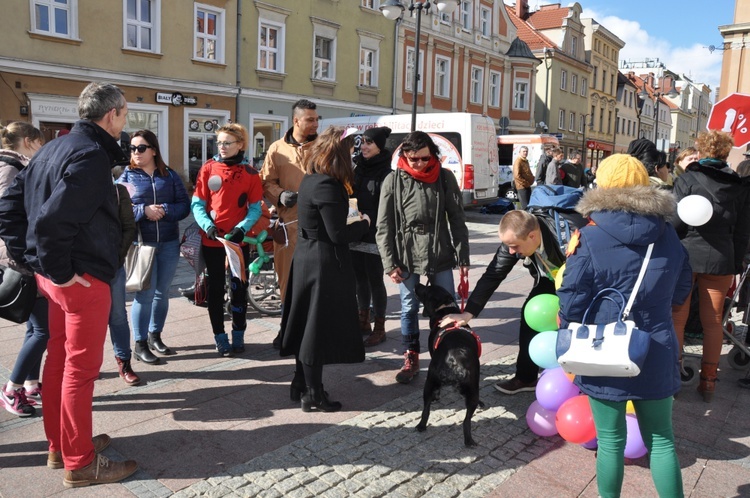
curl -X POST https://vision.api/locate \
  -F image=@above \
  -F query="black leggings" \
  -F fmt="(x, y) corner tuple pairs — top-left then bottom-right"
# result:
(202, 244), (250, 335)
(351, 251), (387, 318)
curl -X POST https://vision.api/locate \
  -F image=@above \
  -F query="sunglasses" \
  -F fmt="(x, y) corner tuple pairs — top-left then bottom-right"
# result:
(406, 155), (431, 163)
(129, 144), (153, 153)
(216, 141), (238, 147)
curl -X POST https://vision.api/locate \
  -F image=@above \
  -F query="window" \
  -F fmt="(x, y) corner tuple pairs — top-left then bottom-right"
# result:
(513, 77), (529, 110)
(470, 66), (484, 104)
(571, 74), (577, 94)
(461, 1), (472, 31)
(434, 56), (451, 98)
(569, 112), (575, 132)
(610, 75), (615, 95)
(406, 47), (424, 93)
(571, 35), (577, 57)
(360, 47), (376, 87)
(259, 21), (283, 71)
(559, 109), (566, 130)
(592, 67), (598, 89)
(599, 108), (604, 132)
(194, 4), (225, 63)
(560, 69), (567, 91)
(440, 11), (452, 24)
(313, 36), (334, 80)
(480, 6), (491, 37)
(607, 110), (612, 134)
(581, 77), (588, 97)
(489, 70), (501, 107)
(361, 0), (379, 8)
(31, 0), (78, 38)
(579, 114), (586, 133)
(124, 0), (160, 52)
(602, 69), (607, 92)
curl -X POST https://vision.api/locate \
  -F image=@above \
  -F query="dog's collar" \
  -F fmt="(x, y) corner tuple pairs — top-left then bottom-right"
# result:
(433, 326), (482, 357)
(434, 302), (457, 313)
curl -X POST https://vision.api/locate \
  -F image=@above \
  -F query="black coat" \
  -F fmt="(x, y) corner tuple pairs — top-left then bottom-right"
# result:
(352, 150), (393, 244)
(280, 173), (369, 365)
(672, 159), (750, 275)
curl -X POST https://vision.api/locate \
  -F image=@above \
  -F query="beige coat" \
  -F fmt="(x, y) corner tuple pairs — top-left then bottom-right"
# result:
(260, 131), (316, 300)
(513, 156), (534, 190)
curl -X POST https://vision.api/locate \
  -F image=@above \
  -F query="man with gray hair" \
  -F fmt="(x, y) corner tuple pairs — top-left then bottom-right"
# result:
(0, 82), (137, 487)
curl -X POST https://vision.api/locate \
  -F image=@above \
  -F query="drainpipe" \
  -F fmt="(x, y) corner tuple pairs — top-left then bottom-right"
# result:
(235, 0), (242, 122)
(391, 17), (402, 115)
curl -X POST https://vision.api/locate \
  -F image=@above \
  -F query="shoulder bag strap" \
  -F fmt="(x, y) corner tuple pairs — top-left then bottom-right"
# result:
(622, 242), (654, 319)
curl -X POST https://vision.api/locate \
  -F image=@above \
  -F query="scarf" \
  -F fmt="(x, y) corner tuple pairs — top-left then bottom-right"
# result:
(397, 155), (441, 183)
(217, 151), (246, 166)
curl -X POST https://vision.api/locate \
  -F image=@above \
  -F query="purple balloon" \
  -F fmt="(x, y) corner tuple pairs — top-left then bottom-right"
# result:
(581, 437), (598, 450)
(624, 415), (648, 459)
(526, 400), (559, 437)
(535, 367), (580, 411)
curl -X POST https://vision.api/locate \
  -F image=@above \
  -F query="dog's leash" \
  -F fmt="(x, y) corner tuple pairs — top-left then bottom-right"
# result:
(457, 273), (469, 313)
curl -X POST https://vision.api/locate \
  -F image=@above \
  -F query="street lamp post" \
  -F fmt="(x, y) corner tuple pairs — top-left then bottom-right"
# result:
(381, 0), (460, 132)
(639, 85), (678, 151)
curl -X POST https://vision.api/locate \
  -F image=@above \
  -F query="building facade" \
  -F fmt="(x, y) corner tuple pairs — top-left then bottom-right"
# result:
(719, 0), (750, 165)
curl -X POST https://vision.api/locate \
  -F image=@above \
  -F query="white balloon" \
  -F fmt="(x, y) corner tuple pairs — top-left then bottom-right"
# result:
(677, 195), (713, 227)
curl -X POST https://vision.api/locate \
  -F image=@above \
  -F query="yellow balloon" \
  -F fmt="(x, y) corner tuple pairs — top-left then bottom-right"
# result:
(626, 400), (636, 415)
(555, 263), (566, 290)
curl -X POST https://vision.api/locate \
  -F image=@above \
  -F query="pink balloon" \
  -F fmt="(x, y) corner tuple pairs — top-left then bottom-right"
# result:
(536, 367), (580, 411)
(624, 414), (648, 459)
(556, 395), (597, 444)
(526, 400), (559, 437)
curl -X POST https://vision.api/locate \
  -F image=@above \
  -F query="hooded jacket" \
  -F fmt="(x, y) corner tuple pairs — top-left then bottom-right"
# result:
(0, 120), (128, 284)
(353, 150), (393, 244)
(557, 186), (693, 401)
(0, 150), (30, 270)
(672, 159), (750, 275)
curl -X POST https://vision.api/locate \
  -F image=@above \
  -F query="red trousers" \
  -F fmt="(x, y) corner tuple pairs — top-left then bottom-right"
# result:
(36, 274), (111, 470)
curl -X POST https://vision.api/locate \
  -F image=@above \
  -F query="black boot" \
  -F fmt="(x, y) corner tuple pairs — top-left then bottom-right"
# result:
(134, 340), (160, 364)
(290, 371), (306, 402)
(301, 386), (341, 412)
(148, 332), (173, 355)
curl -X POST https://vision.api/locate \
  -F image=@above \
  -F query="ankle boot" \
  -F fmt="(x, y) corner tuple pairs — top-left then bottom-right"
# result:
(290, 370), (306, 402)
(148, 332), (172, 355)
(364, 317), (386, 347)
(214, 333), (233, 357)
(358, 309), (372, 335)
(231, 330), (245, 354)
(134, 341), (160, 364)
(698, 361), (719, 402)
(115, 357), (141, 386)
(301, 386), (341, 412)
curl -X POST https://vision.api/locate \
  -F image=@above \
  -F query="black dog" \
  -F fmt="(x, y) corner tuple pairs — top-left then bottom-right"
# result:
(414, 283), (483, 447)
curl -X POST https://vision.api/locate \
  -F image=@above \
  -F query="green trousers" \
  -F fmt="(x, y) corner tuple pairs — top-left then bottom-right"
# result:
(588, 396), (684, 498)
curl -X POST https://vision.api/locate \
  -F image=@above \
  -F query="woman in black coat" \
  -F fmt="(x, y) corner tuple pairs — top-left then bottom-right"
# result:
(351, 126), (393, 347)
(280, 126), (370, 412)
(671, 130), (750, 402)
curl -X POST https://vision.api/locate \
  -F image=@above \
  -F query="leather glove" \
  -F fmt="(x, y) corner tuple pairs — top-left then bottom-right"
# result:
(279, 190), (298, 208)
(225, 227), (246, 243)
(205, 226), (218, 240)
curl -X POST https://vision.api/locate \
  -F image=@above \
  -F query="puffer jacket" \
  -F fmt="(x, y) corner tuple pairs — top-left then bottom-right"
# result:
(353, 150), (393, 244)
(376, 167), (469, 277)
(118, 166), (190, 243)
(558, 186), (693, 401)
(0, 150), (30, 271)
(672, 159), (750, 275)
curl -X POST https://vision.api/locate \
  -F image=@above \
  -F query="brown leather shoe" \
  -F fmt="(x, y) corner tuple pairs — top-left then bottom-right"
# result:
(47, 434), (112, 469)
(63, 454), (137, 488)
(116, 357), (141, 386)
(493, 377), (537, 395)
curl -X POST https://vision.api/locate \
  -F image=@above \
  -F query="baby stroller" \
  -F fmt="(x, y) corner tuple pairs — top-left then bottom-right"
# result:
(681, 264), (750, 386)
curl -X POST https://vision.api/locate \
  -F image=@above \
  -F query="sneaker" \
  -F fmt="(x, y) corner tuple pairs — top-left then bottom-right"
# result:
(48, 434), (112, 469)
(0, 387), (36, 417)
(395, 351), (420, 384)
(25, 383), (42, 406)
(494, 377), (538, 395)
(63, 454), (137, 488)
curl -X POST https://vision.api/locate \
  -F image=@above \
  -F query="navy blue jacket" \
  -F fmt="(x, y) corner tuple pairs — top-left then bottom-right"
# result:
(0, 120), (128, 284)
(557, 186), (692, 401)
(118, 167), (190, 243)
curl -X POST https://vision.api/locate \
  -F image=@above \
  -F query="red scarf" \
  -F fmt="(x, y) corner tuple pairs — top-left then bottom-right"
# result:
(397, 155), (441, 183)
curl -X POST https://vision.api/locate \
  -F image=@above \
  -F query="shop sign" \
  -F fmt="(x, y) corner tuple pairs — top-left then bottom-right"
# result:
(155, 92), (198, 107)
(586, 140), (613, 152)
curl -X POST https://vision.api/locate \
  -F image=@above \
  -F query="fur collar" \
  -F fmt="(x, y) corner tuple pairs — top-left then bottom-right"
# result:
(576, 185), (676, 218)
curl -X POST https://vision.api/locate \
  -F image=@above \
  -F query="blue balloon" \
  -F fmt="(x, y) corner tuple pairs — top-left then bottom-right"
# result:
(529, 331), (560, 370)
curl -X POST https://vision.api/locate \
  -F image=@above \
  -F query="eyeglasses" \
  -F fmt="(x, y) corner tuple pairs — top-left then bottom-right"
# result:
(406, 155), (432, 163)
(129, 145), (153, 153)
(362, 138), (375, 145)
(216, 141), (238, 148)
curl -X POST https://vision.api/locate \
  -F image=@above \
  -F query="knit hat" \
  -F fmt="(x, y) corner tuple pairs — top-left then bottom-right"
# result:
(363, 126), (391, 151)
(596, 154), (650, 188)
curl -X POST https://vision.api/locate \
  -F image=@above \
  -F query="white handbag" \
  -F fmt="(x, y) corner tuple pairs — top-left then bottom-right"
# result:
(124, 229), (156, 292)
(556, 243), (654, 377)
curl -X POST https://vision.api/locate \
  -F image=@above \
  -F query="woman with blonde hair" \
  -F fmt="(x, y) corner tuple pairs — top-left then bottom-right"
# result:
(280, 126), (370, 412)
(673, 146), (699, 178)
(672, 130), (750, 401)
(191, 123), (264, 357)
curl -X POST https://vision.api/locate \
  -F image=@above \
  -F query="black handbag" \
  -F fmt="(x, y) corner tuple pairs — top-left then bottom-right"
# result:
(0, 265), (37, 324)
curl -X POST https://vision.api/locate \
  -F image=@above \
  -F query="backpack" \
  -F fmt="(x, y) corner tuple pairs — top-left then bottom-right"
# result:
(527, 185), (586, 253)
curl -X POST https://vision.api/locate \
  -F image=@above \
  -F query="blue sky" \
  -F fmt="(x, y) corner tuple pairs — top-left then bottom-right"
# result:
(507, 0), (736, 98)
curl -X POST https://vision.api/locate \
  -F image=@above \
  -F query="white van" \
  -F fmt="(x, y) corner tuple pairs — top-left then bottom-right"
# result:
(496, 134), (560, 197)
(319, 113), (499, 207)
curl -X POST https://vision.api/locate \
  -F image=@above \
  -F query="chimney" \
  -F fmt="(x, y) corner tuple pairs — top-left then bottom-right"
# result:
(516, 0), (529, 20)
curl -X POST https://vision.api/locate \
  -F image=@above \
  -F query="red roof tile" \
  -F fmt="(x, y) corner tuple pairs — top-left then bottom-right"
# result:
(505, 5), (556, 51)
(527, 4), (568, 30)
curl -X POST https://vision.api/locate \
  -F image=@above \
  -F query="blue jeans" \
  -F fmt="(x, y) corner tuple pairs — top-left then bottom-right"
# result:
(398, 269), (455, 353)
(9, 296), (49, 384)
(131, 239), (181, 341)
(109, 266), (132, 360)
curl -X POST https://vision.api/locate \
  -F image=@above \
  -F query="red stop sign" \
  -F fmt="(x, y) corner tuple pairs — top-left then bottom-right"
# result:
(706, 93), (750, 148)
